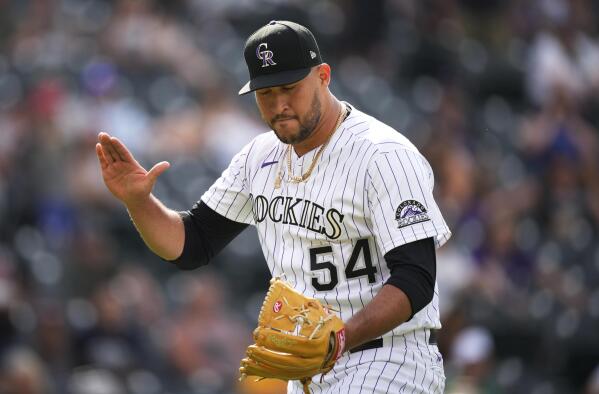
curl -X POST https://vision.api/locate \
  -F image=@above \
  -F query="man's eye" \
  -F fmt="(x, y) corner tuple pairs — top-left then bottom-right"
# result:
(282, 85), (295, 91)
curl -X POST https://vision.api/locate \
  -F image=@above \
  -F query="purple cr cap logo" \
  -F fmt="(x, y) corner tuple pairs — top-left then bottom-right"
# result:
(256, 43), (277, 67)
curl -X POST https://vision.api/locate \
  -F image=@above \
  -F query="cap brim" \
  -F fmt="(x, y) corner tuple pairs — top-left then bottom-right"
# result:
(238, 67), (311, 95)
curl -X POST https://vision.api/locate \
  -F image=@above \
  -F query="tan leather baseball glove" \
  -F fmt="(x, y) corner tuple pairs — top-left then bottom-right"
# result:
(239, 278), (345, 394)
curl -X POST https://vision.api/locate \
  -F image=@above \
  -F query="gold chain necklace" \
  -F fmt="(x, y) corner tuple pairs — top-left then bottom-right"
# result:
(274, 103), (347, 189)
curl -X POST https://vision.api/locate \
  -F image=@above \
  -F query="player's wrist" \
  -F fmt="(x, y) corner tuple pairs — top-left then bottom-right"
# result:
(341, 321), (360, 352)
(123, 192), (155, 211)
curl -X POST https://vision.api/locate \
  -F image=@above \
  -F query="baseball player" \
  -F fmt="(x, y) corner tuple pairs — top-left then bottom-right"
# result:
(96, 20), (450, 393)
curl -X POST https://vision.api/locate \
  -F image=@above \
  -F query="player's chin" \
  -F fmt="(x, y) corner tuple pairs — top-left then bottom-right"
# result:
(273, 126), (301, 144)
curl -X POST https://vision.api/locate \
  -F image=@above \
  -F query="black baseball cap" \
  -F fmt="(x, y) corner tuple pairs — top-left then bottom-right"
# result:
(238, 20), (323, 95)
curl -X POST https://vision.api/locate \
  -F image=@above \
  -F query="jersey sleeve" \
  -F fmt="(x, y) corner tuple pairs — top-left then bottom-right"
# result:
(366, 147), (451, 254)
(200, 139), (255, 225)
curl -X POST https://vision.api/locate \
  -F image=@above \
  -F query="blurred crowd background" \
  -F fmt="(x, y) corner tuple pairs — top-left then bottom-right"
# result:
(1, 0), (599, 393)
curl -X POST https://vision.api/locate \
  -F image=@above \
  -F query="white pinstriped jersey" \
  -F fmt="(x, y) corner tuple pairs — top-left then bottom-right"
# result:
(202, 103), (450, 393)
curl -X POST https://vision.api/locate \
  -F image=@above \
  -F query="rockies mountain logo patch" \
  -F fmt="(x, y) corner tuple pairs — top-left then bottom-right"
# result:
(395, 200), (430, 228)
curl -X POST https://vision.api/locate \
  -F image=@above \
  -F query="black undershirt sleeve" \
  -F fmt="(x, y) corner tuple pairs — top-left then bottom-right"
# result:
(166, 201), (249, 270)
(383, 237), (436, 320)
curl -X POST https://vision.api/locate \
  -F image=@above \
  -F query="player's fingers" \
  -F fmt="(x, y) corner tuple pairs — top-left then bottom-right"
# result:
(147, 161), (170, 182)
(95, 143), (109, 169)
(110, 136), (135, 163)
(246, 345), (321, 372)
(98, 132), (119, 163)
(253, 327), (325, 358)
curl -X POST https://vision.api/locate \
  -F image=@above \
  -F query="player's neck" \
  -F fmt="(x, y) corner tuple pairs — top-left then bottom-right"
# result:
(292, 97), (343, 157)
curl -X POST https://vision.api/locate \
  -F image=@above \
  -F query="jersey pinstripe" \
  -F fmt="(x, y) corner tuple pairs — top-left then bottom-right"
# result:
(201, 103), (450, 393)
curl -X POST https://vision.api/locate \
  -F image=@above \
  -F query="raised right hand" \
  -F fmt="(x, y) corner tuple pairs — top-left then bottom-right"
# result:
(96, 132), (170, 206)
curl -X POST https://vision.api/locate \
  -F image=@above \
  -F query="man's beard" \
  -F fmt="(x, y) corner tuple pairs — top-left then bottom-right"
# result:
(271, 93), (321, 145)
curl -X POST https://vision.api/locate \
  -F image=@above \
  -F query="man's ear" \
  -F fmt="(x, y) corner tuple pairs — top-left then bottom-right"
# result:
(316, 63), (331, 86)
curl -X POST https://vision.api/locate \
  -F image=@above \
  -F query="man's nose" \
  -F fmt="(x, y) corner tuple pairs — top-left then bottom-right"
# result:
(272, 92), (290, 114)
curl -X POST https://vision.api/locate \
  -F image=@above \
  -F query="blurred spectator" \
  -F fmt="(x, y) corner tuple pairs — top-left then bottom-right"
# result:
(67, 367), (126, 394)
(527, 0), (599, 106)
(104, 0), (221, 93)
(0, 346), (50, 394)
(164, 273), (251, 393)
(72, 283), (148, 374)
(472, 206), (533, 308)
(34, 301), (71, 392)
(446, 326), (499, 394)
